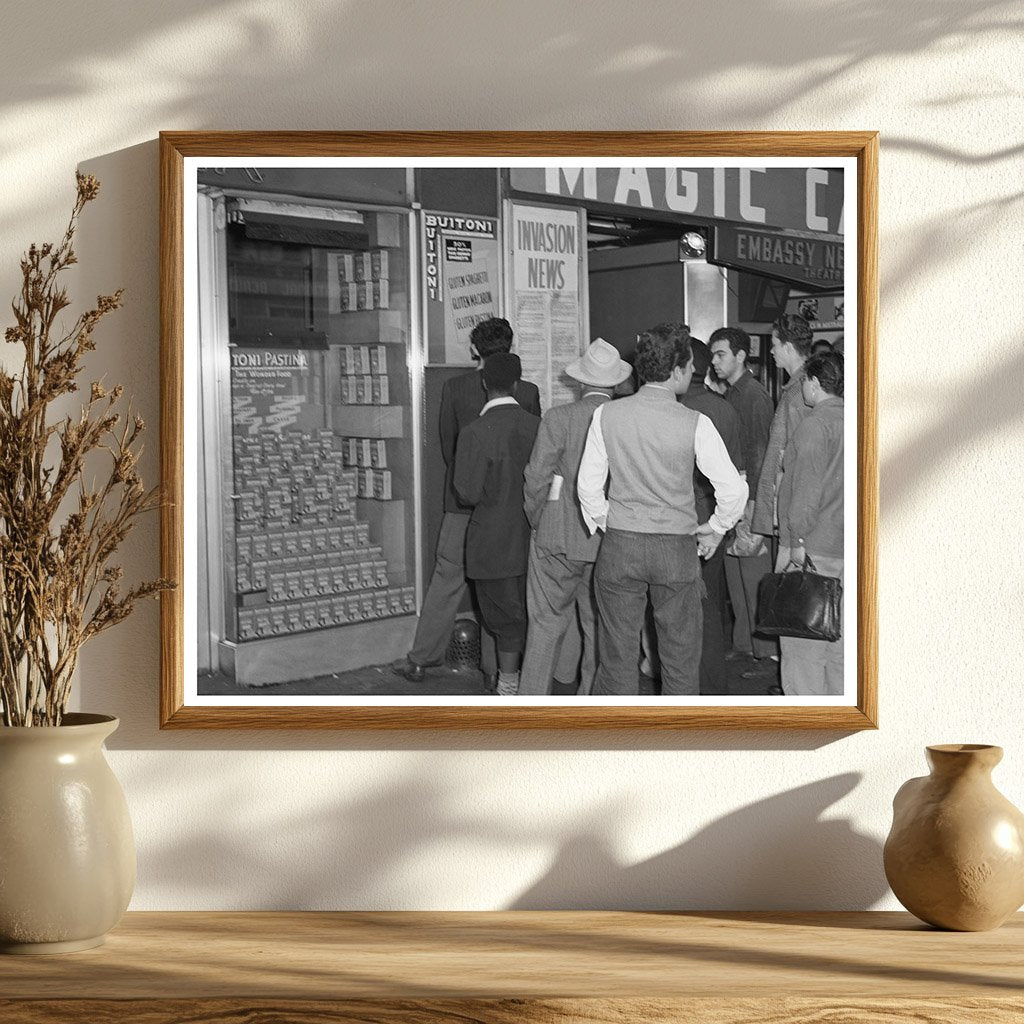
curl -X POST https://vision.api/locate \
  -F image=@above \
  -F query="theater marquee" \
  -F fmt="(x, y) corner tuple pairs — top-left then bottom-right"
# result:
(712, 223), (845, 288)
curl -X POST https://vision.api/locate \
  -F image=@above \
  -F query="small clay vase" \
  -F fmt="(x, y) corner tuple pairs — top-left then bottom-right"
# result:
(884, 744), (1024, 930)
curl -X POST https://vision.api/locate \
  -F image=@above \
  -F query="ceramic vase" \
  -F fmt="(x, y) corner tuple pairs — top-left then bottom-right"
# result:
(884, 744), (1024, 931)
(0, 713), (135, 953)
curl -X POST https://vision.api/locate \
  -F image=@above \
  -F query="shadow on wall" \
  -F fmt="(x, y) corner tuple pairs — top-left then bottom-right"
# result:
(0, 1), (1019, 248)
(130, 760), (885, 909)
(884, 340), (1024, 511)
(880, 193), (1022, 312)
(511, 773), (886, 910)
(1, 0), (1018, 154)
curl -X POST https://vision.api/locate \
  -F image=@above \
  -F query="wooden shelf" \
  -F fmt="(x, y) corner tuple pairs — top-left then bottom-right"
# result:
(1, 911), (1021, 1022)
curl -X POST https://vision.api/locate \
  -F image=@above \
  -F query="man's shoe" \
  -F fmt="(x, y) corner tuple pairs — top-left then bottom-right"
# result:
(766, 684), (784, 696)
(390, 656), (426, 683)
(725, 649), (752, 662)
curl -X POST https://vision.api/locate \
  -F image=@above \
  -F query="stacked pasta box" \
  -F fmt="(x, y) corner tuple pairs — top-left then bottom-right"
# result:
(338, 345), (389, 405)
(232, 427), (414, 641)
(337, 249), (389, 311)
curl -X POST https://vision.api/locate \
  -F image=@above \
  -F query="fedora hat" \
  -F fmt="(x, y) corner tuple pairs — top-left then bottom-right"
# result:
(565, 338), (632, 387)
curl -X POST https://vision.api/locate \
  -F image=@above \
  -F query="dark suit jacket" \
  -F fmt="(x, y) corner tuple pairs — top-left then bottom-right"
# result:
(453, 402), (540, 579)
(681, 384), (744, 525)
(724, 370), (773, 493)
(523, 393), (609, 562)
(440, 369), (541, 513)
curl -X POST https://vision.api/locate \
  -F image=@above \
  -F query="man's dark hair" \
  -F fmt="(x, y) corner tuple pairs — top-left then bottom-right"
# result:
(773, 314), (813, 358)
(805, 351), (844, 397)
(652, 322), (691, 346)
(811, 338), (833, 355)
(635, 324), (691, 385)
(481, 352), (521, 394)
(689, 338), (711, 380)
(470, 317), (514, 359)
(708, 326), (752, 359)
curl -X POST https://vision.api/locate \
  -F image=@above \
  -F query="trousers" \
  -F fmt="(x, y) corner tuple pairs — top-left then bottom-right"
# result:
(724, 550), (776, 659)
(519, 542), (597, 696)
(473, 575), (528, 654)
(698, 541), (730, 695)
(776, 546), (845, 696)
(639, 541), (727, 695)
(593, 529), (702, 697)
(409, 512), (495, 672)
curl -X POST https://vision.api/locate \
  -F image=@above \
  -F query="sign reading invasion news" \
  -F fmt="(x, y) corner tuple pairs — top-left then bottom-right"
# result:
(421, 212), (499, 365)
(510, 204), (583, 411)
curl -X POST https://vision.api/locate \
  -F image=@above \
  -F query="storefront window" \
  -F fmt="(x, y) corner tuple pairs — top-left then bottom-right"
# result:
(209, 197), (418, 684)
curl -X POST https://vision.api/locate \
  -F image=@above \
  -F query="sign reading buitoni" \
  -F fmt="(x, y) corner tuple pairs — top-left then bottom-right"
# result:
(421, 212), (500, 364)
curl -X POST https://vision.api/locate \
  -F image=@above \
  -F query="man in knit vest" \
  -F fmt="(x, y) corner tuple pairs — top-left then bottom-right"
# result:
(577, 325), (748, 696)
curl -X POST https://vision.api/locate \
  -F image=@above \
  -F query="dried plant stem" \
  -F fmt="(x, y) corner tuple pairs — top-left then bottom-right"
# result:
(0, 174), (175, 726)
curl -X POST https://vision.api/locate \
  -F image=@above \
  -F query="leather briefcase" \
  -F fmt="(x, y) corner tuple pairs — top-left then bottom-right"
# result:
(756, 554), (842, 642)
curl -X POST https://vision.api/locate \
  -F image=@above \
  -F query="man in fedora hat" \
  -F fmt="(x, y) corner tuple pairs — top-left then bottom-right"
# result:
(519, 338), (632, 696)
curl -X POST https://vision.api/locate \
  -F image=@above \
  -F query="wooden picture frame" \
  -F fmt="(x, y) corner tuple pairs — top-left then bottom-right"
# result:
(160, 131), (878, 730)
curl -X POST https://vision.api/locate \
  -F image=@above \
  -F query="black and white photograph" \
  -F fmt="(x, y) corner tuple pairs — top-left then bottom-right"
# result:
(163, 136), (877, 728)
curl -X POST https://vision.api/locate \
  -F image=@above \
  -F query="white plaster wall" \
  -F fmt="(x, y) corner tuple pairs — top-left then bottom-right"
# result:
(1, 0), (1021, 910)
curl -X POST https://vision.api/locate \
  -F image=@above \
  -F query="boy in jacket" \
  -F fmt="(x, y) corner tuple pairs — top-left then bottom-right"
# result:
(454, 353), (540, 695)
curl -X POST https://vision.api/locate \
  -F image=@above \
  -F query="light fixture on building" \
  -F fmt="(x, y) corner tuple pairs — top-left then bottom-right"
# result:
(678, 230), (707, 259)
(228, 197), (364, 224)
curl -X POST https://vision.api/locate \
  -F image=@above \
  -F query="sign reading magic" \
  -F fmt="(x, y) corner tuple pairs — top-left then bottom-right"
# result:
(509, 167), (844, 235)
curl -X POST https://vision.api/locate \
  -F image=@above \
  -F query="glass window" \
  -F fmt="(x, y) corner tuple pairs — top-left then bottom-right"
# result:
(209, 197), (419, 685)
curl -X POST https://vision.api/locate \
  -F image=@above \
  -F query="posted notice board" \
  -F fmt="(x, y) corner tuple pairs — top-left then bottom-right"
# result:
(508, 203), (585, 411)
(421, 211), (500, 365)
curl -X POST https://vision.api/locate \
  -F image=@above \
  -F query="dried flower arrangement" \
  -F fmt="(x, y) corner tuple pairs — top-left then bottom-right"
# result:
(0, 174), (173, 726)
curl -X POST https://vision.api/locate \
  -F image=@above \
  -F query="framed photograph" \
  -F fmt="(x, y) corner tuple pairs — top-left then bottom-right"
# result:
(160, 131), (877, 730)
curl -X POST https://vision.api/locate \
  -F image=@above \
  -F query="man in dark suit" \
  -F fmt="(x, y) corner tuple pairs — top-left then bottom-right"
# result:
(709, 325), (775, 665)
(679, 335), (745, 695)
(453, 353), (540, 695)
(392, 318), (541, 683)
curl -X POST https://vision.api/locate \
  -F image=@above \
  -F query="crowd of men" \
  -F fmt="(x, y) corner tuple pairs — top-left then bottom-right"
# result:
(391, 314), (845, 698)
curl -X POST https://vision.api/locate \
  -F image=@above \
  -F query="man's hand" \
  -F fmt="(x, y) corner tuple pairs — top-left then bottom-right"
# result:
(728, 518), (766, 558)
(786, 545), (806, 571)
(695, 522), (724, 560)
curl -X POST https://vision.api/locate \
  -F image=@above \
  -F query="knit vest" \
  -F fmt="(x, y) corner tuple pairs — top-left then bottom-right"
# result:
(600, 388), (700, 534)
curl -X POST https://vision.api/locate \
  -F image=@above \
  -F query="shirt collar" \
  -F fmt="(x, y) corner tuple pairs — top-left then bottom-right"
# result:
(639, 382), (677, 399)
(783, 368), (807, 391)
(480, 396), (518, 416)
(817, 395), (843, 411)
